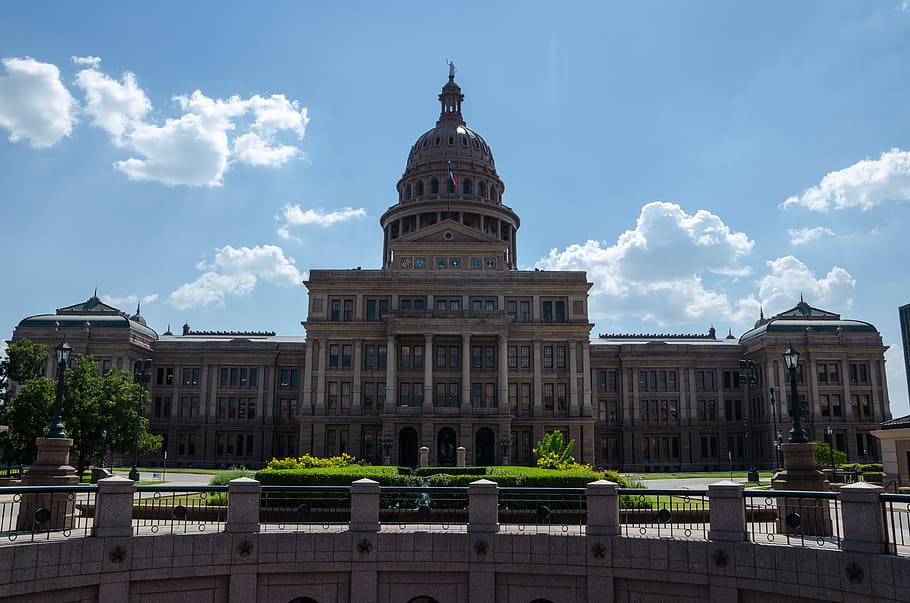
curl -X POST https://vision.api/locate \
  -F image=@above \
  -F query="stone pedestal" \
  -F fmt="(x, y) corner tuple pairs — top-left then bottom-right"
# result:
(17, 437), (79, 531)
(419, 446), (429, 468)
(771, 442), (831, 537)
(456, 446), (466, 467)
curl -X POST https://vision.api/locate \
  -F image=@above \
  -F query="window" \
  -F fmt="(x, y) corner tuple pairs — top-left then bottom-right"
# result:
(182, 367), (200, 386)
(364, 345), (375, 370)
(378, 345), (387, 368)
(543, 346), (554, 370)
(508, 346), (518, 369)
(153, 396), (171, 418)
(330, 299), (341, 321)
(431, 178), (439, 194)
(278, 398), (296, 422)
(597, 370), (618, 392)
(177, 432), (195, 456)
(556, 383), (567, 410)
(437, 345), (447, 369)
(414, 345), (424, 368)
(342, 345), (352, 369)
(471, 257), (481, 269)
(542, 300), (566, 322)
(850, 363), (868, 384)
(486, 258), (496, 269)
(178, 396), (199, 418)
(363, 383), (374, 409)
(328, 382), (339, 409)
(436, 257), (446, 269)
(400, 345), (411, 369)
(343, 299), (353, 321)
(329, 344), (339, 368)
(555, 346), (566, 370)
(365, 299), (388, 320)
(280, 368), (299, 389)
(399, 382), (410, 406)
(449, 346), (460, 369)
(472, 383), (482, 406)
(485, 346), (495, 369)
(695, 370), (715, 392)
(341, 382), (352, 410)
(157, 367), (174, 386)
(509, 384), (518, 411)
(485, 383), (496, 407)
(543, 383), (554, 410)
(520, 383), (531, 411)
(472, 346), (482, 369)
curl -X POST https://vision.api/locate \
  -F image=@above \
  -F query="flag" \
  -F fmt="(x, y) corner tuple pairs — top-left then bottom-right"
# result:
(448, 162), (458, 190)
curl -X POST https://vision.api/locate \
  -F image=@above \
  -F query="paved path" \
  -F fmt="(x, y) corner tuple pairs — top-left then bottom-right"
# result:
(640, 476), (763, 490)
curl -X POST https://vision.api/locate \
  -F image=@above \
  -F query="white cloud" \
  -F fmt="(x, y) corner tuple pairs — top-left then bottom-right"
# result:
(168, 244), (304, 309)
(73, 60), (151, 141)
(782, 148), (910, 212)
(788, 226), (835, 246)
(71, 55), (101, 68)
(885, 345), (909, 418)
(536, 202), (757, 327)
(276, 204), (367, 238)
(899, 1), (910, 13)
(100, 292), (160, 310)
(0, 57), (77, 147)
(757, 256), (855, 312)
(233, 132), (298, 167)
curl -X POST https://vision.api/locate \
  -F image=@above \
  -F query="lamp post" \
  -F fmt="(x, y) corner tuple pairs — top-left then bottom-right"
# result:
(45, 338), (72, 438)
(382, 432), (393, 466)
(769, 387), (779, 468)
(825, 424), (836, 481)
(776, 431), (783, 468)
(739, 359), (760, 483)
(782, 342), (808, 443)
(499, 434), (511, 466)
(130, 359), (152, 481)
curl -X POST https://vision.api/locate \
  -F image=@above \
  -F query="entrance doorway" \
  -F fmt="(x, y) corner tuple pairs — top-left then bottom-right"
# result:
(399, 427), (418, 467)
(437, 427), (457, 466)
(475, 427), (495, 466)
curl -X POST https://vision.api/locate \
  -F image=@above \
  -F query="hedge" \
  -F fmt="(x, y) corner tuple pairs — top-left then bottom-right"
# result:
(415, 466), (487, 477)
(255, 466), (422, 486)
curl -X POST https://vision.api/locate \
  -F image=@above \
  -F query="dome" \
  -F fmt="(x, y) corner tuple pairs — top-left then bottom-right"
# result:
(395, 66), (505, 206)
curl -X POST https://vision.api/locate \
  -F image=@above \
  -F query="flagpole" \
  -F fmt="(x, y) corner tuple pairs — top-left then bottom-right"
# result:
(447, 161), (452, 219)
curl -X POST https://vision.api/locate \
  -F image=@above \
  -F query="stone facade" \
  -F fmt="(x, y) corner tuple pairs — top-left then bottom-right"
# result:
(7, 72), (891, 471)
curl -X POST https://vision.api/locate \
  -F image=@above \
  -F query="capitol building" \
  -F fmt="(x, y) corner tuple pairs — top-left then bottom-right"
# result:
(9, 70), (891, 471)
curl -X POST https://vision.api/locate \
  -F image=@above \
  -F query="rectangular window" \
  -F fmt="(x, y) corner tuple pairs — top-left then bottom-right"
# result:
(472, 346), (482, 369)
(449, 346), (460, 369)
(555, 301), (565, 322)
(555, 346), (566, 370)
(341, 382), (352, 410)
(449, 383), (459, 406)
(364, 345), (375, 370)
(378, 345), (387, 368)
(472, 383), (482, 405)
(399, 382), (410, 406)
(519, 301), (530, 322)
(509, 383), (518, 411)
(556, 384), (567, 410)
(413, 382), (423, 404)
(436, 345), (447, 369)
(331, 299), (341, 321)
(328, 382), (339, 409)
(817, 363), (828, 383)
(329, 344), (339, 368)
(508, 345), (518, 369)
(485, 383), (495, 407)
(343, 299), (354, 321)
(520, 345), (531, 370)
(485, 346), (495, 369)
(436, 382), (446, 406)
(342, 345), (352, 368)
(543, 301), (553, 323)
(400, 345), (411, 369)
(366, 299), (376, 321)
(363, 382), (374, 408)
(414, 345), (424, 368)
(543, 346), (554, 370)
(543, 383), (554, 410)
(507, 300), (517, 321)
(379, 299), (389, 318)
(377, 382), (385, 406)
(521, 383), (531, 411)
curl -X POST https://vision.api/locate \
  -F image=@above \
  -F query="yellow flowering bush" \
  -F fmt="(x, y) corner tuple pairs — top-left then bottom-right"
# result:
(265, 452), (358, 470)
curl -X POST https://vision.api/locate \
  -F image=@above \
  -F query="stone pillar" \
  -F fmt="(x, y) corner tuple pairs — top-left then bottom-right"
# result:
(225, 477), (261, 533)
(771, 442), (832, 536)
(569, 341), (579, 417)
(384, 335), (397, 413)
(840, 482), (891, 554)
(419, 446), (429, 468)
(581, 340), (593, 416)
(315, 337), (327, 415)
(468, 479), (499, 534)
(462, 334), (472, 410)
(457, 446), (466, 467)
(349, 478), (380, 533)
(423, 334), (434, 412)
(17, 437), (79, 531)
(498, 334), (509, 415)
(585, 480), (620, 536)
(707, 481), (746, 542)
(302, 338), (314, 415)
(93, 476), (136, 538)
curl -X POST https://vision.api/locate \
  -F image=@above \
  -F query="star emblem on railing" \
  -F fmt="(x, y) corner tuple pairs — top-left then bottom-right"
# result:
(591, 542), (606, 559)
(474, 540), (489, 555)
(237, 540), (253, 556)
(845, 562), (864, 584)
(358, 539), (372, 554)
(109, 545), (127, 563)
(712, 549), (728, 567)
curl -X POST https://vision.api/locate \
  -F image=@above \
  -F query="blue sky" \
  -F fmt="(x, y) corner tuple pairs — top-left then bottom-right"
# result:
(2, 2), (910, 416)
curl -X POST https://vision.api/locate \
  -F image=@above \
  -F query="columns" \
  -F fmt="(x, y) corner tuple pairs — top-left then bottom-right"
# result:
(569, 341), (579, 416)
(315, 337), (327, 415)
(385, 335), (397, 413)
(498, 334), (509, 415)
(423, 334), (434, 412)
(462, 334), (472, 410)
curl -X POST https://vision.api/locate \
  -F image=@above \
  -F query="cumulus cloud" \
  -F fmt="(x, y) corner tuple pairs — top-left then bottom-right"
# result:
(0, 55), (310, 186)
(757, 256), (855, 312)
(73, 58), (150, 141)
(0, 57), (77, 147)
(276, 204), (367, 238)
(168, 244), (304, 309)
(536, 202), (758, 326)
(788, 226), (835, 246)
(782, 148), (910, 212)
(101, 292), (160, 309)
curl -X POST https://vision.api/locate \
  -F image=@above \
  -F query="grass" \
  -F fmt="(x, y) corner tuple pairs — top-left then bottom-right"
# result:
(110, 467), (218, 475)
(634, 471), (775, 480)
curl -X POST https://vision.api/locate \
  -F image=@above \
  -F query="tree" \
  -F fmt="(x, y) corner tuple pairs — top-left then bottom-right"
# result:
(813, 440), (847, 469)
(533, 430), (577, 470)
(0, 353), (162, 475)
(0, 338), (49, 402)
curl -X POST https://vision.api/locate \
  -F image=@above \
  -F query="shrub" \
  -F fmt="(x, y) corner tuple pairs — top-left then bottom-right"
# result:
(533, 431), (576, 470)
(861, 471), (884, 483)
(264, 453), (359, 471)
(812, 441), (847, 468)
(209, 466), (254, 486)
(415, 466), (487, 477)
(255, 466), (422, 487)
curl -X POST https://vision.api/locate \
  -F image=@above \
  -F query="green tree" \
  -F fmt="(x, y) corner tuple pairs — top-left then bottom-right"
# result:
(0, 338), (49, 402)
(813, 440), (847, 469)
(0, 353), (162, 475)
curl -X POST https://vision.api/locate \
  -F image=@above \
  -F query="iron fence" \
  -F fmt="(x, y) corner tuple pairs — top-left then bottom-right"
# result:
(133, 486), (228, 534)
(498, 487), (586, 534)
(380, 486), (468, 532)
(743, 490), (841, 549)
(260, 485), (351, 532)
(881, 493), (910, 555)
(618, 488), (709, 540)
(0, 485), (97, 542)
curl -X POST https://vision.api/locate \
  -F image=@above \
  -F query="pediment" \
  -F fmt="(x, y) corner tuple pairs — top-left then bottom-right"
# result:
(398, 219), (499, 244)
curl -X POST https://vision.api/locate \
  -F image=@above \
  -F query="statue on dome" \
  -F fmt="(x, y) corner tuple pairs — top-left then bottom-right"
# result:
(447, 59), (456, 78)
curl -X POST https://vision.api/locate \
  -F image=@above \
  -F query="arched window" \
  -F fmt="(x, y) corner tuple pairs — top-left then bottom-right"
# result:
(491, 186), (497, 202)
(462, 179), (472, 195)
(405, 184), (412, 200)
(479, 182), (486, 198)
(417, 181), (425, 196)
(430, 179), (439, 194)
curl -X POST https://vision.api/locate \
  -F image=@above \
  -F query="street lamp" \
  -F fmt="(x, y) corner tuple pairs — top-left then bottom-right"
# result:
(499, 434), (511, 466)
(45, 338), (72, 438)
(739, 359), (760, 483)
(782, 342), (809, 443)
(381, 432), (393, 465)
(825, 424), (836, 481)
(775, 431), (783, 468)
(130, 359), (152, 481)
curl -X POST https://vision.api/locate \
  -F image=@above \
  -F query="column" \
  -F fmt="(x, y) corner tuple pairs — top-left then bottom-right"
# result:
(840, 483), (891, 553)
(498, 334), (509, 414)
(225, 477), (261, 533)
(462, 334), (472, 410)
(707, 481), (746, 542)
(93, 476), (135, 538)
(569, 340), (579, 417)
(581, 340), (593, 416)
(585, 479), (620, 536)
(302, 338), (314, 415)
(532, 340), (543, 415)
(384, 335), (397, 413)
(352, 339), (363, 415)
(315, 338), (326, 415)
(423, 334), (434, 412)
